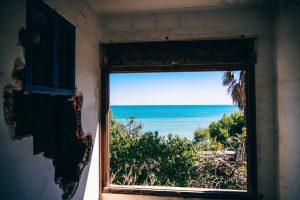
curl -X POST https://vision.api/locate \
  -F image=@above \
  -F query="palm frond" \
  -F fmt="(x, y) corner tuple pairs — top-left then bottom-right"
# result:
(223, 71), (246, 111)
(222, 71), (235, 86)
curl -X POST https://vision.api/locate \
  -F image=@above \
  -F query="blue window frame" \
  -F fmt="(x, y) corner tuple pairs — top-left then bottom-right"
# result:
(26, 0), (75, 95)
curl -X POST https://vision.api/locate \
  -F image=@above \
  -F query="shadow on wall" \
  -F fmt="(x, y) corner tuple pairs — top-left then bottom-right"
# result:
(2, 27), (93, 200)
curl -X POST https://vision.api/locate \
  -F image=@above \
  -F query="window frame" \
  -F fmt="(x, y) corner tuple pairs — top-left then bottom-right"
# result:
(100, 39), (257, 199)
(26, 0), (76, 95)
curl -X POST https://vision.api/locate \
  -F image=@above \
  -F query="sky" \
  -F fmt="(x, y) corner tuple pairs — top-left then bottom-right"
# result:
(109, 71), (235, 105)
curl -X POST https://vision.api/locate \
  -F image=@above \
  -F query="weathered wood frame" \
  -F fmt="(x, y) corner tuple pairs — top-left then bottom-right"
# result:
(100, 39), (257, 199)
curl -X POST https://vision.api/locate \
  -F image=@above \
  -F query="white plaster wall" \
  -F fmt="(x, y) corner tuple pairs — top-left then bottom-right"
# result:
(0, 0), (99, 199)
(275, 1), (300, 200)
(99, 4), (277, 200)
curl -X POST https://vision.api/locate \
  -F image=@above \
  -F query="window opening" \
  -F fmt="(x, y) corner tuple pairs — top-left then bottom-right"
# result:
(109, 71), (247, 191)
(100, 39), (256, 199)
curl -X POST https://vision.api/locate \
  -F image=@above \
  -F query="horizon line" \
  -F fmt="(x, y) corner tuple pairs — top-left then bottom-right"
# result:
(110, 104), (236, 106)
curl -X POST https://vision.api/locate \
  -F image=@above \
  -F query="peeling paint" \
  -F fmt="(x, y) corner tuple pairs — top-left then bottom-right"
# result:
(3, 56), (25, 135)
(59, 89), (93, 200)
(2, 28), (93, 200)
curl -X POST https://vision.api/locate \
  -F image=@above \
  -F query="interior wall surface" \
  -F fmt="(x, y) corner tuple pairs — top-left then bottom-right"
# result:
(0, 0), (99, 199)
(275, 1), (300, 200)
(99, 4), (277, 200)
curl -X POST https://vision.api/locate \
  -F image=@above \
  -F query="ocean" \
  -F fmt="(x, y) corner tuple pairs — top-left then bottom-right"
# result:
(110, 105), (238, 140)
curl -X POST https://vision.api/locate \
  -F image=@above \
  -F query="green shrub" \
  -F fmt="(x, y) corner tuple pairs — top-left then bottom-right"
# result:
(109, 110), (247, 190)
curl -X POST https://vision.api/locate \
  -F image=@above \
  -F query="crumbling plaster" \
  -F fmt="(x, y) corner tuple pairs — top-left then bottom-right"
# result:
(1, 0), (299, 199)
(99, 3), (277, 200)
(0, 0), (99, 199)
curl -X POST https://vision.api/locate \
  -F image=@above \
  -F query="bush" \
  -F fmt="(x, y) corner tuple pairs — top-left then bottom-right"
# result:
(109, 110), (247, 190)
(208, 112), (245, 147)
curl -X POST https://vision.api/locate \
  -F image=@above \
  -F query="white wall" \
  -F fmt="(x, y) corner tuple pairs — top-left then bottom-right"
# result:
(3, 1), (299, 199)
(0, 0), (99, 199)
(99, 4), (277, 200)
(275, 1), (300, 200)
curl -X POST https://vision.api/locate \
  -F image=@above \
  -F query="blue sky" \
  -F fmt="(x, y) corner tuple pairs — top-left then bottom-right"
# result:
(109, 72), (234, 105)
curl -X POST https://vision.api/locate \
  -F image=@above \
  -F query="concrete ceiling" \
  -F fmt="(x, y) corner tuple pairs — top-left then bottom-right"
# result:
(87, 0), (269, 13)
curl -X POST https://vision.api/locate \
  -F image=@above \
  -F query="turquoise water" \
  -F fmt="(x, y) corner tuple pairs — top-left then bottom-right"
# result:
(110, 105), (238, 140)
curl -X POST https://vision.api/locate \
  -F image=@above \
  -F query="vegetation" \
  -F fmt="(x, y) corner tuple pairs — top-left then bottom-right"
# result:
(109, 110), (247, 190)
(222, 71), (246, 111)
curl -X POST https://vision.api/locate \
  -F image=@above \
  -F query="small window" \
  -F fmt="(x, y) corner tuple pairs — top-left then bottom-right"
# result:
(100, 40), (257, 199)
(26, 0), (75, 95)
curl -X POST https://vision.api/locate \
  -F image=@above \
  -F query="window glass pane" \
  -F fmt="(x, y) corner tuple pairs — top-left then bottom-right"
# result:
(57, 20), (75, 90)
(109, 71), (247, 191)
(31, 6), (54, 87)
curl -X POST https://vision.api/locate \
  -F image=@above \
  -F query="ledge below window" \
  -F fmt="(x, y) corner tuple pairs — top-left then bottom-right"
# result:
(103, 185), (252, 199)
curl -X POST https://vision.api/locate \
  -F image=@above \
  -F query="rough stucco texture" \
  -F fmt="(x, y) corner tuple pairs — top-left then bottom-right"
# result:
(99, 4), (277, 200)
(0, 0), (99, 199)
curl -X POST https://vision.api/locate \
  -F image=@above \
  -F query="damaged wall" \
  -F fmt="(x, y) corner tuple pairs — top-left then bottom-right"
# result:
(1, 0), (299, 200)
(0, 0), (99, 199)
(99, 4), (277, 200)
